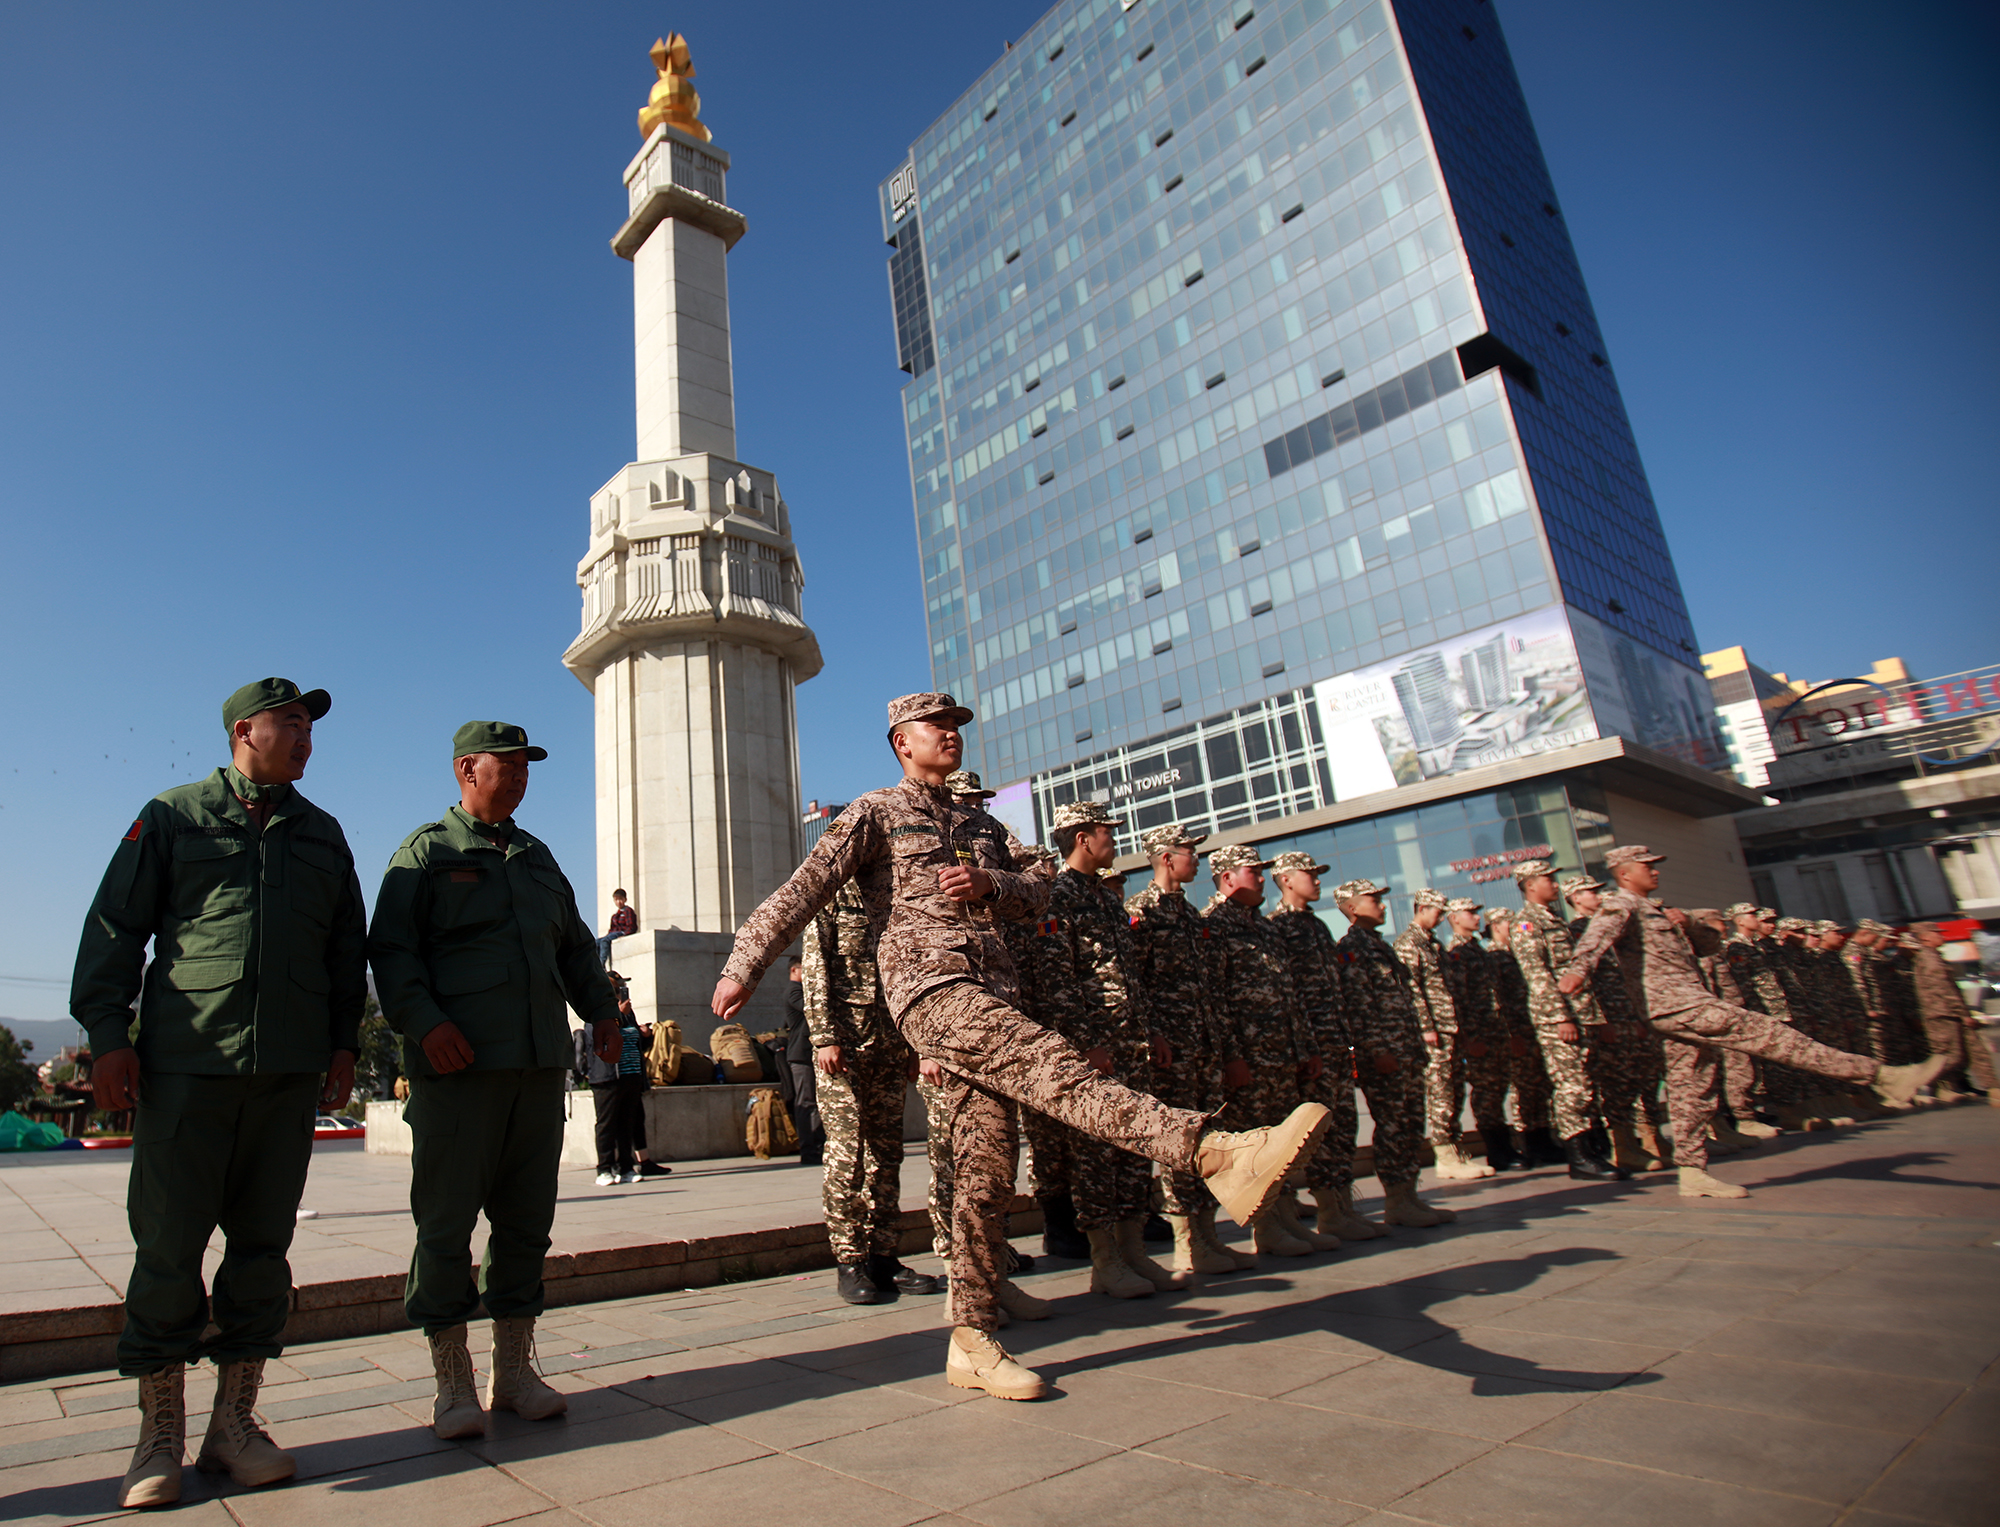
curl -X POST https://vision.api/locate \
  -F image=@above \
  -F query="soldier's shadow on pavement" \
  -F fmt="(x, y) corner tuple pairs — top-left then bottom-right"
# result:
(1734, 1147), (1997, 1193)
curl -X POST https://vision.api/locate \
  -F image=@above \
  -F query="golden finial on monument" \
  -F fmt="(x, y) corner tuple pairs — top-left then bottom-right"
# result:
(639, 33), (710, 142)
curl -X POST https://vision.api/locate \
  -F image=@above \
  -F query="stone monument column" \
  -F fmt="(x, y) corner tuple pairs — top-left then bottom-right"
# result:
(563, 35), (822, 1046)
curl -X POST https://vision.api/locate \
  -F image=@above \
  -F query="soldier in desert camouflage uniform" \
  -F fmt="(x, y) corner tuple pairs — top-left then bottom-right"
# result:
(1563, 875), (1667, 1171)
(1334, 879), (1455, 1227)
(1396, 890), (1481, 1180)
(1483, 909), (1558, 1165)
(1508, 864), (1623, 1180)
(1908, 922), (2000, 1101)
(1441, 897), (1507, 1177)
(1267, 851), (1385, 1243)
(1029, 799), (1185, 1297)
(1683, 910), (1777, 1146)
(1870, 926), (1930, 1066)
(1723, 903), (1817, 1112)
(1204, 846), (1337, 1256)
(1127, 824), (1251, 1273)
(713, 694), (1330, 1401)
(802, 880), (943, 1306)
(1562, 847), (1945, 1200)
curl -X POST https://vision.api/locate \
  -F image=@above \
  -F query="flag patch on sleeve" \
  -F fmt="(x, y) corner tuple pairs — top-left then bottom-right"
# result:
(1036, 915), (1061, 937)
(122, 819), (145, 843)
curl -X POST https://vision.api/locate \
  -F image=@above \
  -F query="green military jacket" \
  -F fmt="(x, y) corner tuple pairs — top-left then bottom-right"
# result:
(368, 805), (617, 1075)
(70, 766), (367, 1073)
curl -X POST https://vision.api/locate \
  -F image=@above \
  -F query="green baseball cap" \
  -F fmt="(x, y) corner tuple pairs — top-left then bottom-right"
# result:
(223, 677), (331, 732)
(452, 721), (548, 761)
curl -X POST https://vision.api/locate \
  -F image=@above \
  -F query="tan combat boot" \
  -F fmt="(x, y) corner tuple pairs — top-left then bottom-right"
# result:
(1272, 1190), (1341, 1252)
(1608, 1121), (1663, 1173)
(1678, 1166), (1749, 1199)
(1382, 1181), (1456, 1227)
(1634, 1114), (1670, 1168)
(1194, 1206), (1258, 1269)
(195, 1359), (295, 1488)
(996, 1279), (1053, 1322)
(1085, 1225), (1154, 1298)
(1251, 1206), (1314, 1256)
(1116, 1218), (1192, 1289)
(1708, 1118), (1760, 1155)
(118, 1365), (186, 1509)
(945, 1327), (1047, 1400)
(1431, 1141), (1493, 1180)
(1874, 1056), (1950, 1108)
(427, 1324), (487, 1439)
(1315, 1186), (1387, 1240)
(1733, 1116), (1781, 1138)
(487, 1316), (567, 1421)
(1195, 1103), (1333, 1225)
(1165, 1213), (1233, 1275)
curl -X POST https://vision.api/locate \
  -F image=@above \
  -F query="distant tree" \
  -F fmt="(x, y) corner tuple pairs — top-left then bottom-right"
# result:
(353, 996), (399, 1103)
(0, 1025), (37, 1112)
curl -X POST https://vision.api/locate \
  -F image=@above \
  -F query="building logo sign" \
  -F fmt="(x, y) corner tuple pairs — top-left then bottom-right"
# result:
(1451, 844), (1554, 885)
(1111, 767), (1181, 801)
(887, 163), (919, 223)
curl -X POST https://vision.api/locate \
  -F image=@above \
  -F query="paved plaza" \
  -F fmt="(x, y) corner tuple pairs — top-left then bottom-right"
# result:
(1, 1102), (1995, 1527)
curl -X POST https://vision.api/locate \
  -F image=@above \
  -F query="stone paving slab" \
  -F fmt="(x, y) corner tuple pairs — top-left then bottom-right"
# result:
(1, 1102), (1994, 1526)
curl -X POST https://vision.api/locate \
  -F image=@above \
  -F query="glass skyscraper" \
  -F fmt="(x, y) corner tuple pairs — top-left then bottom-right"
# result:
(878, 0), (1752, 907)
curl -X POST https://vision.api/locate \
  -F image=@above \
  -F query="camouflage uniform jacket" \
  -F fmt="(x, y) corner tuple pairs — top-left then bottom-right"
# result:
(1125, 880), (1235, 1061)
(1334, 924), (1428, 1056)
(1910, 944), (1972, 1023)
(1806, 947), (1866, 1030)
(1568, 914), (1641, 1022)
(1028, 867), (1149, 1054)
(801, 878), (902, 1052)
(1201, 897), (1317, 1066)
(1488, 940), (1534, 1036)
(1265, 903), (1352, 1055)
(1843, 945), (1886, 1016)
(1391, 923), (1456, 1036)
(1685, 923), (1744, 1004)
(1442, 933), (1504, 1044)
(722, 778), (1050, 1017)
(1566, 890), (1715, 1016)
(1769, 938), (1815, 1015)
(1512, 901), (1604, 1028)
(1723, 932), (1793, 1020)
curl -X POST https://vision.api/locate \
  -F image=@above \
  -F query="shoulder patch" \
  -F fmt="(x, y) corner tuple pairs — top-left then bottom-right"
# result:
(1036, 915), (1061, 937)
(122, 818), (145, 843)
(1129, 912), (1143, 927)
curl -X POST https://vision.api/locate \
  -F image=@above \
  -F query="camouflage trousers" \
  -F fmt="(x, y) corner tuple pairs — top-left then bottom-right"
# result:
(1589, 1022), (1665, 1130)
(897, 981), (1211, 1333)
(1530, 1023), (1597, 1140)
(1302, 1053), (1357, 1193)
(1648, 1003), (1878, 1085)
(1964, 1026), (2000, 1092)
(816, 1046), (913, 1264)
(1921, 1016), (1967, 1075)
(1152, 1051), (1220, 1214)
(1659, 1034), (1723, 1172)
(1071, 1048), (1156, 1231)
(1463, 1033), (1543, 1132)
(917, 1078), (954, 1259)
(1511, 1034), (1554, 1132)
(1354, 1048), (1427, 1190)
(1421, 1036), (1466, 1145)
(1225, 1062), (1334, 1189)
(1721, 1048), (1756, 1117)
(1022, 1106), (1074, 1197)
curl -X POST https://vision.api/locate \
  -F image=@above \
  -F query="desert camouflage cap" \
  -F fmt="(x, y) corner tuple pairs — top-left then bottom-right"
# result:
(1509, 858), (1554, 882)
(1757, 906), (1779, 921)
(1724, 902), (1760, 919)
(1560, 874), (1604, 900)
(1014, 842), (1056, 865)
(1269, 850), (1329, 876)
(885, 691), (974, 735)
(1605, 844), (1666, 868)
(1858, 917), (1892, 935)
(1333, 877), (1388, 902)
(943, 769), (996, 799)
(1446, 896), (1482, 914)
(1139, 822), (1207, 855)
(1413, 887), (1449, 910)
(1776, 917), (1809, 933)
(1485, 906), (1514, 926)
(1051, 798), (1122, 830)
(1208, 843), (1273, 873)
(1097, 865), (1128, 881)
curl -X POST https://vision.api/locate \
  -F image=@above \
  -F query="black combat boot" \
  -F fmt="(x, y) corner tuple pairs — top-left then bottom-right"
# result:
(836, 1262), (888, 1305)
(1519, 1128), (1568, 1168)
(866, 1254), (943, 1296)
(1005, 1243), (1037, 1275)
(1038, 1192), (1089, 1259)
(1479, 1125), (1521, 1171)
(1562, 1132), (1629, 1181)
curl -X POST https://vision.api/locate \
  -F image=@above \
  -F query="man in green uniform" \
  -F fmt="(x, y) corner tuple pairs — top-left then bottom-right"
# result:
(73, 678), (366, 1509)
(369, 722), (620, 1440)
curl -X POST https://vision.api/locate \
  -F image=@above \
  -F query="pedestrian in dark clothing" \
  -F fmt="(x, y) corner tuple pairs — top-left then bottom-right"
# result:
(783, 958), (824, 1164)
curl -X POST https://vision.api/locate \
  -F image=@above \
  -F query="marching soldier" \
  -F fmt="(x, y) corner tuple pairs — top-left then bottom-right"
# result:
(1564, 875), (1667, 1172)
(369, 722), (619, 1440)
(1508, 863), (1623, 1180)
(1441, 896), (1508, 1175)
(1203, 846), (1335, 1255)
(1267, 852), (1384, 1241)
(74, 679), (365, 1508)
(1395, 890), (1479, 1179)
(1909, 921), (2000, 1101)
(1482, 909), (1561, 1167)
(801, 877), (945, 1305)
(711, 694), (1330, 1401)
(1332, 879), (1455, 1226)
(1126, 824), (1252, 1272)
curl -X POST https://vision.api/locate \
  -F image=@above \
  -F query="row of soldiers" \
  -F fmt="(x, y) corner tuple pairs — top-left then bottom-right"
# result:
(799, 766), (1991, 1307)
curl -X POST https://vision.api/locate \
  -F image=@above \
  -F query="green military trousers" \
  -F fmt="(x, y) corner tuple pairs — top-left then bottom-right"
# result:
(404, 1068), (565, 1334)
(120, 1071), (319, 1377)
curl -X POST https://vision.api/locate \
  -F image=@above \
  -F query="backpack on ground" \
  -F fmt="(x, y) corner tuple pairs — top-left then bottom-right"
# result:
(709, 1021), (765, 1083)
(745, 1087), (798, 1159)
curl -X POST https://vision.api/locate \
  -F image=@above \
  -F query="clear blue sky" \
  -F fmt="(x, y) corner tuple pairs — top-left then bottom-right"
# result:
(2, 2), (1994, 1028)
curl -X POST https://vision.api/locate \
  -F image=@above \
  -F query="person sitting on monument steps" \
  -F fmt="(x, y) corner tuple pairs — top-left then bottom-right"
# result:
(1558, 845), (1950, 1199)
(710, 692), (1332, 1402)
(369, 722), (622, 1440)
(73, 678), (367, 1510)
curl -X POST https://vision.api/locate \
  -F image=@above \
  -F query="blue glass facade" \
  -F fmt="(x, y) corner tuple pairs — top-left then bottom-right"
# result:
(881, 0), (1715, 846)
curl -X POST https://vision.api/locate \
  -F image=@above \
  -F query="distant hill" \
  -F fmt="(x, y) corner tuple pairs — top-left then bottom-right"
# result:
(0, 1018), (89, 1060)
